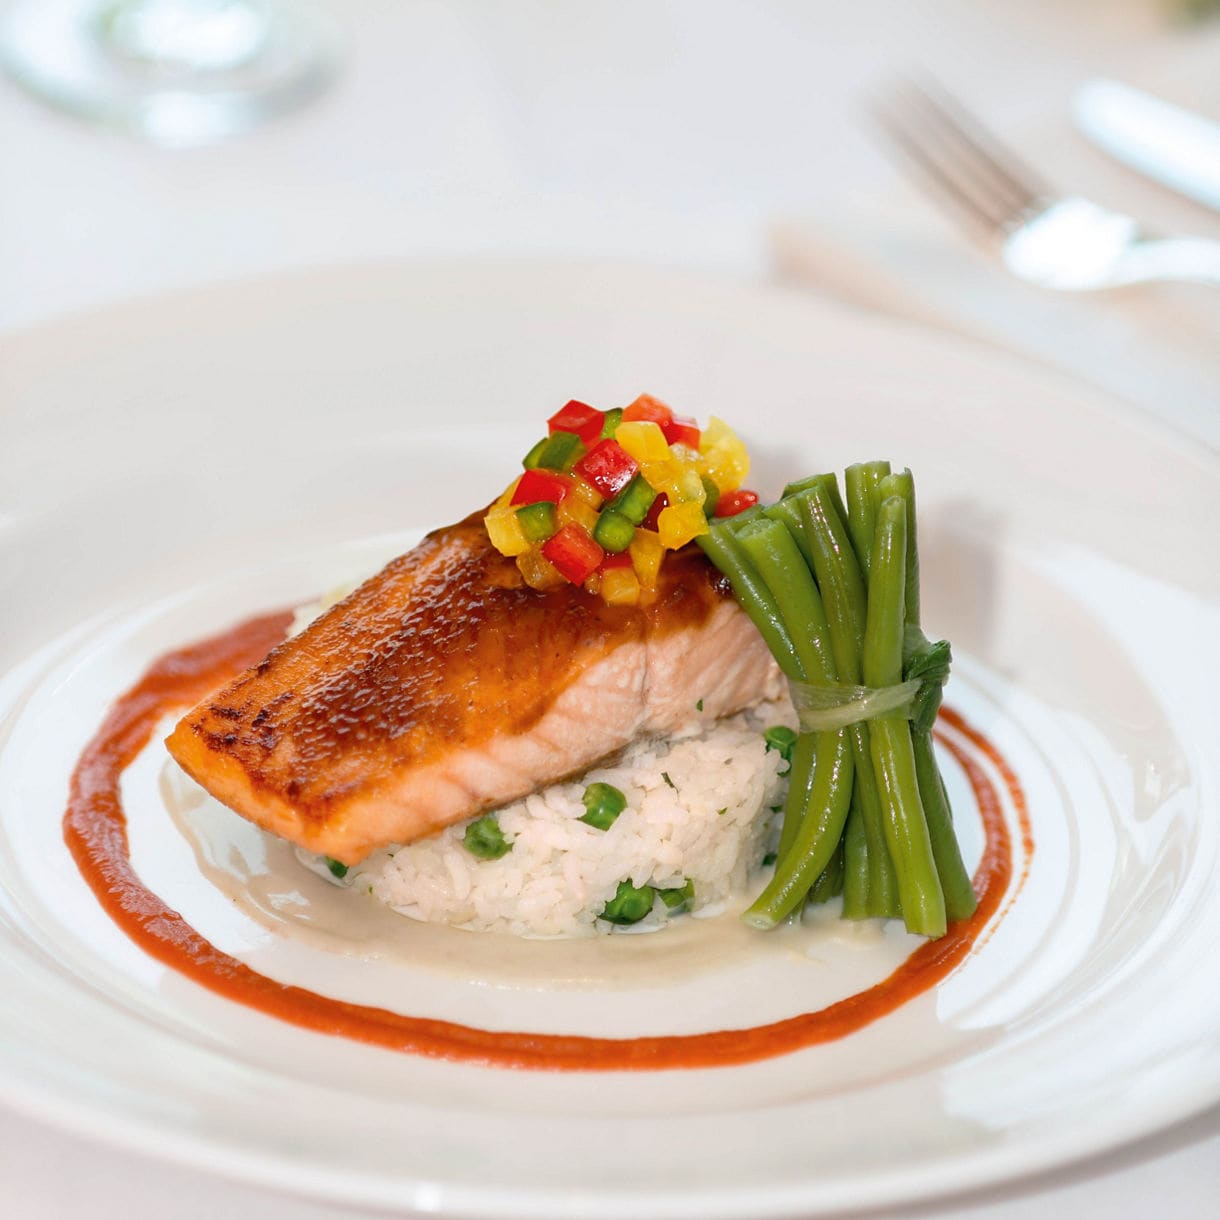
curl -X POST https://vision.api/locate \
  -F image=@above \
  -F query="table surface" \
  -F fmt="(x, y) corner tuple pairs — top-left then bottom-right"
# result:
(3, 2), (1218, 1217)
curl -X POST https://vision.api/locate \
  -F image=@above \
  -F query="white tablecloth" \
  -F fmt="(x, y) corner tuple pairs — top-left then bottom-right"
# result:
(3, 2), (1218, 1216)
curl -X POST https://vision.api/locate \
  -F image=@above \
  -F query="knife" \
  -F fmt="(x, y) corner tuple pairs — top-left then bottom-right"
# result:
(1073, 78), (1220, 213)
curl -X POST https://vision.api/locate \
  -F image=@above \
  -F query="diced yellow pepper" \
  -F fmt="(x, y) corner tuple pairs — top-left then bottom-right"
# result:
(615, 421), (671, 464)
(639, 460), (676, 501)
(657, 500), (709, 549)
(570, 478), (603, 510)
(629, 528), (664, 589)
(674, 464), (707, 504)
(698, 416), (749, 492)
(558, 495), (599, 532)
(485, 506), (530, 556)
(600, 566), (641, 606)
(641, 457), (705, 505)
(516, 546), (564, 590)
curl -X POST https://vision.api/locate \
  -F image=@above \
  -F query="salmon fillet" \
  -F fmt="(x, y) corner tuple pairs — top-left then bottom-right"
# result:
(166, 511), (784, 865)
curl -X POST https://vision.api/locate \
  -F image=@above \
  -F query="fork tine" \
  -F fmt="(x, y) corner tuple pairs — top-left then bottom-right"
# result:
(904, 79), (1049, 212)
(872, 93), (1015, 234)
(872, 78), (1050, 238)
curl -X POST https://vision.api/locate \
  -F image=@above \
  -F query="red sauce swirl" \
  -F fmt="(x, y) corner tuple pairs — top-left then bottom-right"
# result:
(64, 611), (1030, 1071)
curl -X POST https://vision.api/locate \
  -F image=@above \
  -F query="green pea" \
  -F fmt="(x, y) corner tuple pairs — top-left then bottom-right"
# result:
(464, 814), (512, 860)
(659, 879), (695, 913)
(601, 880), (656, 924)
(763, 725), (798, 766)
(580, 781), (627, 830)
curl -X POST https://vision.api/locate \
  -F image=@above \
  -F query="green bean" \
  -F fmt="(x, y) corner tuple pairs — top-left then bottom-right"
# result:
(736, 518), (836, 684)
(876, 470), (923, 645)
(736, 518), (854, 927)
(878, 470), (977, 921)
(913, 732), (977, 920)
(839, 794), (871, 919)
(697, 523), (800, 679)
(763, 497), (814, 570)
(781, 472), (849, 527)
(724, 503), (767, 531)
(806, 838), (845, 905)
(794, 484), (900, 918)
(775, 731), (816, 865)
(743, 727), (853, 928)
(844, 461), (891, 580)
(793, 484), (866, 676)
(863, 497), (946, 937)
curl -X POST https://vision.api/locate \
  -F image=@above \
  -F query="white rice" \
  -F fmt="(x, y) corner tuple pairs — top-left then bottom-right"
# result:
(291, 590), (794, 938)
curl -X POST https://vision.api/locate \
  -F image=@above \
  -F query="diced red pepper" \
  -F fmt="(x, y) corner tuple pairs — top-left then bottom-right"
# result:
(641, 490), (670, 532)
(542, 523), (604, 584)
(547, 399), (606, 446)
(622, 394), (674, 428)
(598, 551), (634, 572)
(572, 439), (639, 499)
(661, 413), (701, 449)
(511, 468), (572, 506)
(714, 488), (759, 517)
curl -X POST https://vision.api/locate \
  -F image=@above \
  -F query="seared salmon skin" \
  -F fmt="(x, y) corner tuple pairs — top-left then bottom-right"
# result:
(166, 511), (783, 864)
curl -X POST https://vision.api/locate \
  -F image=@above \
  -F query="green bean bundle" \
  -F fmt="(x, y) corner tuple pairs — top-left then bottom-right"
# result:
(698, 465), (977, 938)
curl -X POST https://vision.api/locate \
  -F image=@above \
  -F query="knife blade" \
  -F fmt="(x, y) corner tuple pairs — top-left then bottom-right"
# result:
(1073, 78), (1220, 213)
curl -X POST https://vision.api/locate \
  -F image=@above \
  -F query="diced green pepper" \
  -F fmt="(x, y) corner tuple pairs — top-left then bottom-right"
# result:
(601, 880), (656, 924)
(700, 474), (720, 516)
(593, 508), (635, 553)
(536, 430), (585, 471)
(599, 407), (623, 439)
(579, 781), (627, 830)
(659, 879), (694, 913)
(463, 814), (512, 860)
(325, 856), (348, 879)
(515, 500), (557, 542)
(608, 474), (657, 526)
(522, 437), (549, 470)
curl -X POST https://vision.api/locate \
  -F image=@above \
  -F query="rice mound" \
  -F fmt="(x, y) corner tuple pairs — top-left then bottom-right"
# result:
(302, 706), (791, 938)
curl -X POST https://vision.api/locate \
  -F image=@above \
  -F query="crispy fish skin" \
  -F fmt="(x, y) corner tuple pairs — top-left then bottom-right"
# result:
(166, 512), (784, 864)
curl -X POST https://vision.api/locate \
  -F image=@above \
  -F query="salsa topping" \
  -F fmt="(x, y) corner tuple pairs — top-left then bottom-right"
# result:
(485, 396), (757, 604)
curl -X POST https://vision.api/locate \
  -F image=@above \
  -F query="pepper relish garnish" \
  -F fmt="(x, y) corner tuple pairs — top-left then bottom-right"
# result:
(484, 395), (758, 604)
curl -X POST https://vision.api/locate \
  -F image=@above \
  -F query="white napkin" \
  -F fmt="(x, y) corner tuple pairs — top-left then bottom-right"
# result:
(770, 52), (1220, 450)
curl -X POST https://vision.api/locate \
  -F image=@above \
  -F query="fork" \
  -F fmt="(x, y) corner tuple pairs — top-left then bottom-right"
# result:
(872, 79), (1220, 290)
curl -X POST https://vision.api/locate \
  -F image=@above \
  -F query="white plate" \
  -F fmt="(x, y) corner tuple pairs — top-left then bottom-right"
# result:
(1, 260), (1217, 1218)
